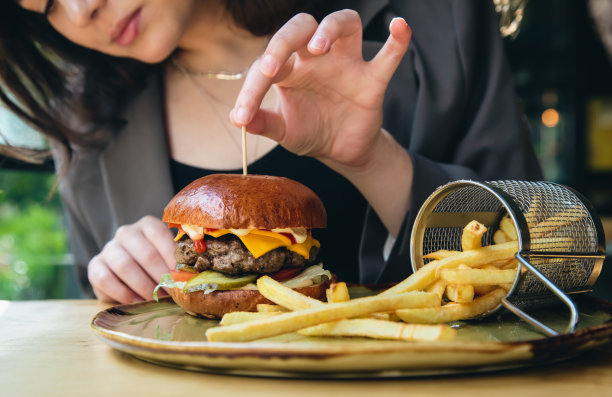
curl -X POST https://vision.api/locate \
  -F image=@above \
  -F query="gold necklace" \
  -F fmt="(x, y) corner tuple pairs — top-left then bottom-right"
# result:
(171, 37), (269, 80)
(171, 58), (260, 163)
(172, 58), (249, 80)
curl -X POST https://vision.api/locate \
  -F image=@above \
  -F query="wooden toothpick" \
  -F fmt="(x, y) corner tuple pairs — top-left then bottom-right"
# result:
(241, 125), (248, 175)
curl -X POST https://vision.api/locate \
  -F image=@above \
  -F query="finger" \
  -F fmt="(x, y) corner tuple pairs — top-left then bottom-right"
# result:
(242, 108), (319, 157)
(104, 243), (159, 301)
(273, 10), (364, 85)
(307, 9), (363, 58)
(232, 13), (319, 126)
(241, 107), (286, 144)
(116, 226), (172, 285)
(92, 287), (114, 303)
(369, 17), (412, 84)
(231, 59), (278, 126)
(88, 256), (141, 303)
(135, 216), (176, 271)
(259, 13), (319, 77)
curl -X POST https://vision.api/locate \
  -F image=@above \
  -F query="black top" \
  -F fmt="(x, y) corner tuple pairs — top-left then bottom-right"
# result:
(169, 145), (368, 283)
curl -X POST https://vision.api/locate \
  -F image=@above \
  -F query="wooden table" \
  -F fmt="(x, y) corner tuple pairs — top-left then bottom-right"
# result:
(2, 299), (612, 396)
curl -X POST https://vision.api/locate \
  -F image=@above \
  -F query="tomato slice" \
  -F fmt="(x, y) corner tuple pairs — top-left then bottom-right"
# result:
(270, 267), (302, 281)
(170, 270), (197, 283)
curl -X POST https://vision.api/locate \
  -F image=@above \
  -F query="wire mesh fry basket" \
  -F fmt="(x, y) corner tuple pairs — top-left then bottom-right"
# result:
(410, 180), (606, 336)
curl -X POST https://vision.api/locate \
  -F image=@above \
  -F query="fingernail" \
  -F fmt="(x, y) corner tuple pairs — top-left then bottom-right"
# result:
(259, 54), (278, 76)
(235, 107), (250, 125)
(309, 35), (327, 51)
(389, 17), (408, 32)
(391, 17), (407, 27)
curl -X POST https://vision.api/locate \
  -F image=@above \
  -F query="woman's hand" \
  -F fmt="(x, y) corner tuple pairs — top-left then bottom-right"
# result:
(231, 10), (414, 236)
(231, 10), (411, 172)
(88, 216), (175, 303)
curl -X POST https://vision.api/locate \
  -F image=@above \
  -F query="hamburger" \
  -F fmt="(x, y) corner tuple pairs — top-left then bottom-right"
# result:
(154, 173), (332, 318)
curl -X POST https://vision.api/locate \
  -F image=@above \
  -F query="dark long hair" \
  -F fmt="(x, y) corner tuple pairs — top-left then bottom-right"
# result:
(0, 0), (318, 167)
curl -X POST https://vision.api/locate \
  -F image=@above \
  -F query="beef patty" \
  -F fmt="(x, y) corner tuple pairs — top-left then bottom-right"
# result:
(174, 234), (320, 275)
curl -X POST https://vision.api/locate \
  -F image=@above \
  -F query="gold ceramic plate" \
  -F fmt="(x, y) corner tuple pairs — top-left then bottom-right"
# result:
(91, 290), (612, 378)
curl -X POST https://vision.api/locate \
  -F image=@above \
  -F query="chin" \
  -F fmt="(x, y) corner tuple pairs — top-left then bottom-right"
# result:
(131, 40), (176, 64)
(109, 17), (181, 64)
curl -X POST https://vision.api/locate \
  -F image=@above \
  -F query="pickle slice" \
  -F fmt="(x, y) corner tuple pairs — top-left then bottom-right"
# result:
(183, 270), (257, 293)
(175, 263), (198, 273)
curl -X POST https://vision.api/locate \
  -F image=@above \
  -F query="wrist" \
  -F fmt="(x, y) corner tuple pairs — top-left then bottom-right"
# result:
(322, 129), (414, 236)
(320, 127), (393, 175)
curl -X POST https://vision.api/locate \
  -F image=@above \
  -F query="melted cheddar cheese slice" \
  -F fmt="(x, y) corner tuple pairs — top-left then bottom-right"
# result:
(204, 229), (318, 259)
(288, 235), (320, 258)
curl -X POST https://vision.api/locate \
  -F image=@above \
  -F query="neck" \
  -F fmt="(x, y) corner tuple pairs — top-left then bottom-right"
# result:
(174, 1), (268, 73)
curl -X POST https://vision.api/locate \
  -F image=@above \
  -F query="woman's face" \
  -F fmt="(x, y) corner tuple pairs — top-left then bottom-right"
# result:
(19, 0), (197, 63)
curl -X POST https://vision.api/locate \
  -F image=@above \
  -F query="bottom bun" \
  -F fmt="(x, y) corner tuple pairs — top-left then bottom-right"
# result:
(169, 276), (333, 319)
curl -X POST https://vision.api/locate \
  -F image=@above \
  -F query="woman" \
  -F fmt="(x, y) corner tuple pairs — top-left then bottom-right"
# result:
(1, 0), (541, 303)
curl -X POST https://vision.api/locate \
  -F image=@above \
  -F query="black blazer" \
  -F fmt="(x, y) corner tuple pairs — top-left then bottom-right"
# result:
(53, 0), (542, 296)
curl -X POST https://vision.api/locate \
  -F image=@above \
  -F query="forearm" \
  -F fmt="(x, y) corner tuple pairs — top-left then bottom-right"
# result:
(321, 128), (413, 237)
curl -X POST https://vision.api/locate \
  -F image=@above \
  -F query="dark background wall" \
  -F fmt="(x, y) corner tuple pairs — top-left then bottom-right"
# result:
(504, 0), (612, 300)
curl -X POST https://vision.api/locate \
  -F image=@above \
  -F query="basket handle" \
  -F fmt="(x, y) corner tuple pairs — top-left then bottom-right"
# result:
(500, 253), (579, 337)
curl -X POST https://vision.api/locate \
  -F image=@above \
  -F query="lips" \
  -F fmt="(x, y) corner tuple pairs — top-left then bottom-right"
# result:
(110, 8), (141, 46)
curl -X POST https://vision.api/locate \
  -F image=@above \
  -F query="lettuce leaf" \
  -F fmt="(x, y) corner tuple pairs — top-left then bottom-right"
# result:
(153, 273), (186, 302)
(154, 263), (331, 301)
(281, 263), (331, 288)
(153, 273), (221, 301)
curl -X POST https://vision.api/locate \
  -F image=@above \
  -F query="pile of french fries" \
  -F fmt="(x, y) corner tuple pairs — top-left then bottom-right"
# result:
(205, 218), (522, 343)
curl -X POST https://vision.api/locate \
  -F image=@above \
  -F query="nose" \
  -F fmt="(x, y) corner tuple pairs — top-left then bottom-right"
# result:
(62, 0), (102, 27)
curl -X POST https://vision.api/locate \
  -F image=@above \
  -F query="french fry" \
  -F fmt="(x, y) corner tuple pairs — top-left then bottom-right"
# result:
(532, 208), (586, 238)
(433, 241), (519, 278)
(220, 311), (281, 326)
(473, 285), (497, 296)
(493, 230), (511, 244)
(260, 276), (395, 323)
(256, 304), (288, 312)
(499, 216), (518, 241)
(211, 219), (528, 344)
(501, 259), (519, 269)
(445, 284), (475, 303)
(440, 268), (517, 286)
(425, 279), (446, 301)
(395, 288), (507, 324)
(326, 282), (350, 303)
(493, 233), (573, 248)
(531, 237), (574, 249)
(423, 250), (461, 260)
(206, 291), (440, 342)
(526, 196), (541, 224)
(257, 276), (324, 310)
(381, 242), (518, 297)
(298, 318), (456, 341)
(461, 220), (488, 251)
(487, 258), (514, 268)
(379, 260), (439, 296)
(369, 312), (402, 322)
(481, 264), (500, 270)
(472, 264), (509, 295)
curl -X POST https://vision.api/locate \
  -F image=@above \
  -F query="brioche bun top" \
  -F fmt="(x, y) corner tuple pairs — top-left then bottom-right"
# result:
(162, 174), (326, 229)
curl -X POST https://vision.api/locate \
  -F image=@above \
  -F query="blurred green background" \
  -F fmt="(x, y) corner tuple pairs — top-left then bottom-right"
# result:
(0, 169), (79, 299)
